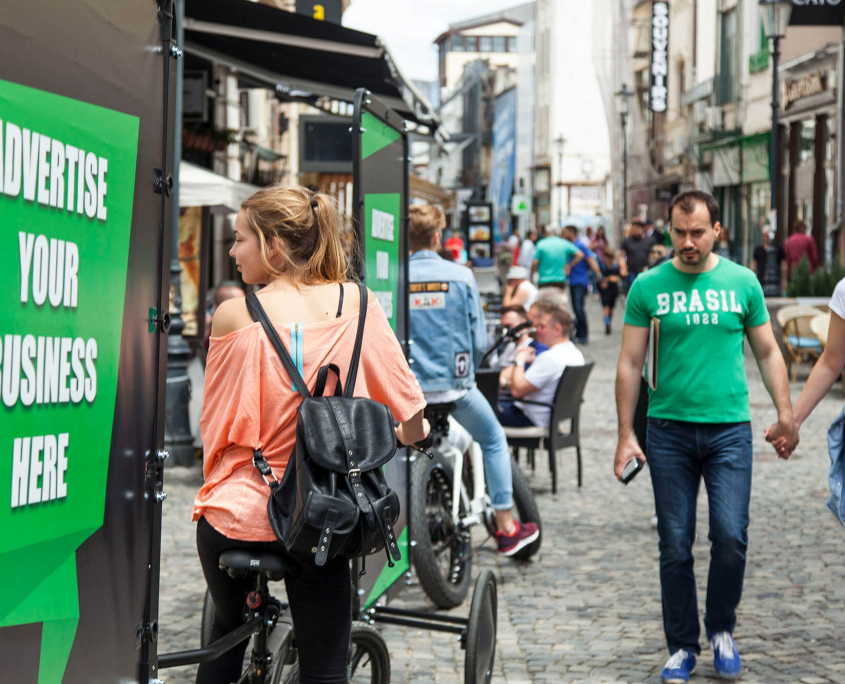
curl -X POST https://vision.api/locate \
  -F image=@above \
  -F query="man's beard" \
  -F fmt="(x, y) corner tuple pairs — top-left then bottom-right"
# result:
(679, 247), (710, 265)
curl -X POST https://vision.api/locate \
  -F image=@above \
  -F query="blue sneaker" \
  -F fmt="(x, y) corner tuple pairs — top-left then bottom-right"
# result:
(711, 632), (741, 679)
(662, 649), (696, 683)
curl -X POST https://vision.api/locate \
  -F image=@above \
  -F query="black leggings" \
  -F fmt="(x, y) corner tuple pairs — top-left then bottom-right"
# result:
(195, 516), (352, 684)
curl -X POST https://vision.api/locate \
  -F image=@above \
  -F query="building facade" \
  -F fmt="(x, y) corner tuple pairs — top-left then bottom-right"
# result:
(600, 0), (844, 265)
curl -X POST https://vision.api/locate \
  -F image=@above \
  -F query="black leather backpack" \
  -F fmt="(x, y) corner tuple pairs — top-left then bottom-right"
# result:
(246, 284), (402, 568)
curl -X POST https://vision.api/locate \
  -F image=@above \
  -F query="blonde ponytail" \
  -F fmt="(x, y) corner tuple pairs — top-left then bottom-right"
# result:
(240, 186), (355, 286)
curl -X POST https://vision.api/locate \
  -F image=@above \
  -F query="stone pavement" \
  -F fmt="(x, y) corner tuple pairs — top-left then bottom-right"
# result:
(157, 296), (845, 683)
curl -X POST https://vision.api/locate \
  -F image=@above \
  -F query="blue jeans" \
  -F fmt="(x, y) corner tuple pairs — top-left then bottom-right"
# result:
(453, 387), (514, 510)
(646, 418), (753, 655)
(496, 400), (534, 427)
(569, 283), (589, 341)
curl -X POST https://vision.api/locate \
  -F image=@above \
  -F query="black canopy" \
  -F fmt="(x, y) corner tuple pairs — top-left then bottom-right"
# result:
(184, 0), (441, 132)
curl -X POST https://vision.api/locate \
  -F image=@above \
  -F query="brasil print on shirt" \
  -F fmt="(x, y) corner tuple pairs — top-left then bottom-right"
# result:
(623, 257), (769, 423)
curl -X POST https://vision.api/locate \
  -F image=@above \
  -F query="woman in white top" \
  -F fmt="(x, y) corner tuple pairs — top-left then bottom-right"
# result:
(501, 265), (537, 311)
(767, 277), (845, 455)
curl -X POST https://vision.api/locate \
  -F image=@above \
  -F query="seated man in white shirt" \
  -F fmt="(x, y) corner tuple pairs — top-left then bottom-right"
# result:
(497, 307), (585, 427)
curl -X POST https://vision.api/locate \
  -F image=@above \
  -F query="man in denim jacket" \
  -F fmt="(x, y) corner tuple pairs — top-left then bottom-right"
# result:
(408, 205), (540, 556)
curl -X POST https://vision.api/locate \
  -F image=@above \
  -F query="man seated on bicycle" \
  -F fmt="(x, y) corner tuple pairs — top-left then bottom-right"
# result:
(409, 205), (540, 556)
(488, 304), (549, 373)
(498, 307), (585, 428)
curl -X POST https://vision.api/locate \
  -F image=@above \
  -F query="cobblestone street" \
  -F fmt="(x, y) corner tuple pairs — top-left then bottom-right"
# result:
(157, 299), (845, 683)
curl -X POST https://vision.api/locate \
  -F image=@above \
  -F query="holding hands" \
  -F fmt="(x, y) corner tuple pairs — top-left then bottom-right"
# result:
(764, 417), (799, 459)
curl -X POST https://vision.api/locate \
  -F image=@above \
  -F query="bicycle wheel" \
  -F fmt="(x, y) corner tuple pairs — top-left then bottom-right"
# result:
(509, 457), (542, 559)
(409, 452), (472, 609)
(464, 570), (497, 684)
(282, 622), (391, 684)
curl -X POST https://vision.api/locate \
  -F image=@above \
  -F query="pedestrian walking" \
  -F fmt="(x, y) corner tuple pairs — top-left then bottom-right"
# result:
(751, 227), (787, 297)
(618, 219), (656, 289)
(530, 224), (583, 290)
(784, 219), (818, 277)
(518, 229), (538, 270)
(614, 190), (797, 683)
(562, 225), (604, 343)
(590, 226), (609, 263)
(768, 276), (845, 465)
(598, 247), (620, 335)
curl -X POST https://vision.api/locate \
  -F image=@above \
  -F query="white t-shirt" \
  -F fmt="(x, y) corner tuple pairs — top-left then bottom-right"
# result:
(515, 341), (585, 426)
(514, 280), (538, 310)
(830, 278), (845, 320)
(518, 239), (536, 269)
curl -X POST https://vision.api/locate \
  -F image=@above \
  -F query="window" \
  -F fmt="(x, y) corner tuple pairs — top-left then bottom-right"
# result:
(493, 36), (506, 52)
(800, 119), (815, 163)
(479, 36), (493, 52)
(465, 36), (478, 52)
(507, 36), (517, 52)
(452, 35), (464, 52)
(720, 9), (737, 103)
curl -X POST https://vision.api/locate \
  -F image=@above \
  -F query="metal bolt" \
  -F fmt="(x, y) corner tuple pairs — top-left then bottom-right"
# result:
(155, 491), (167, 503)
(156, 449), (170, 461)
(358, 589), (365, 596)
(170, 45), (183, 59)
(410, 540), (418, 547)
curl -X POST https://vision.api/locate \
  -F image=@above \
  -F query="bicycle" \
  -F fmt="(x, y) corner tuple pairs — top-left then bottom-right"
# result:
(409, 403), (542, 609)
(157, 549), (390, 683)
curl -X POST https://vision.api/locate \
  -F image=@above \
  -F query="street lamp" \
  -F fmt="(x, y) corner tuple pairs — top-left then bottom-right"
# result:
(554, 135), (566, 226)
(615, 83), (635, 230)
(759, 0), (792, 238)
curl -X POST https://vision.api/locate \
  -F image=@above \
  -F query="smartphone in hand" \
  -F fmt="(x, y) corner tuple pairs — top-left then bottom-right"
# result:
(621, 458), (645, 485)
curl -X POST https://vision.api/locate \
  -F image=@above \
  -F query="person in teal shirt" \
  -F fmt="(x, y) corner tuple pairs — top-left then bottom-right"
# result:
(530, 224), (583, 289)
(613, 190), (798, 684)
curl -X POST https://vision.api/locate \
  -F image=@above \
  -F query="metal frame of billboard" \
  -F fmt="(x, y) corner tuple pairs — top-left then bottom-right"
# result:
(350, 87), (412, 612)
(0, 1), (175, 682)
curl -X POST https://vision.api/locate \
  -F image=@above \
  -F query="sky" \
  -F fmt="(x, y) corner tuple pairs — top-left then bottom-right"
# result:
(342, 0), (525, 83)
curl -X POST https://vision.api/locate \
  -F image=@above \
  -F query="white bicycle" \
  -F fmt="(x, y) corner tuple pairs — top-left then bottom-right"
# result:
(409, 403), (542, 609)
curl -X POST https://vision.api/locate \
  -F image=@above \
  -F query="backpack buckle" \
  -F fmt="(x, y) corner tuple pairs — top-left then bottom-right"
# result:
(252, 450), (278, 485)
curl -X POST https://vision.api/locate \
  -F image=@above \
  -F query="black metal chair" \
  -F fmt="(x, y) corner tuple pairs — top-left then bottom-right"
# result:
(501, 362), (594, 493)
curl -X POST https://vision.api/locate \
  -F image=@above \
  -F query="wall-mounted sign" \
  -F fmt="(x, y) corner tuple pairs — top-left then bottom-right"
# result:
(296, 0), (343, 24)
(511, 194), (533, 215)
(782, 71), (825, 109)
(790, 0), (845, 26)
(650, 1), (670, 113)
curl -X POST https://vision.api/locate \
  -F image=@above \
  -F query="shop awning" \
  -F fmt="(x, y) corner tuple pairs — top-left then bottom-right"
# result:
(179, 161), (259, 213)
(409, 175), (457, 210)
(184, 0), (443, 137)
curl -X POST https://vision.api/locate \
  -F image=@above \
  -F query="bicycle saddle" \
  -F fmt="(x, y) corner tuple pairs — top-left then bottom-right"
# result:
(218, 550), (297, 581)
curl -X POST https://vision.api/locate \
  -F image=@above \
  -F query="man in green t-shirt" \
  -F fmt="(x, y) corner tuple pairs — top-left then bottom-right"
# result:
(530, 224), (583, 289)
(613, 190), (798, 684)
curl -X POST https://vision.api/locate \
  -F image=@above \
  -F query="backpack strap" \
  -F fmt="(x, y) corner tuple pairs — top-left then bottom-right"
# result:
(343, 283), (368, 398)
(314, 508), (338, 567)
(314, 364), (343, 398)
(245, 293), (311, 400)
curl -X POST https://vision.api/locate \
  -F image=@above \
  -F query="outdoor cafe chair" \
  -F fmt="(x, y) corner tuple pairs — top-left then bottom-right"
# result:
(776, 304), (824, 382)
(502, 362), (594, 494)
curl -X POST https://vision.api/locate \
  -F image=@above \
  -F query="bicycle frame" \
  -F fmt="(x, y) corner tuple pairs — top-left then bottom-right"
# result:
(157, 573), (292, 684)
(435, 417), (492, 529)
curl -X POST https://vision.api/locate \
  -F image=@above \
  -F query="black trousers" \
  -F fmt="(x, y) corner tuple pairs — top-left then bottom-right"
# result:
(195, 516), (352, 684)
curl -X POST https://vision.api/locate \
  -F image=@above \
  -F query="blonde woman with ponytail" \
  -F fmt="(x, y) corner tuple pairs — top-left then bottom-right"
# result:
(193, 186), (428, 684)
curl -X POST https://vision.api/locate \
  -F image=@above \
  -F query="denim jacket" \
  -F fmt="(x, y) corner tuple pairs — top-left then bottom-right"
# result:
(408, 250), (486, 392)
(827, 405), (845, 526)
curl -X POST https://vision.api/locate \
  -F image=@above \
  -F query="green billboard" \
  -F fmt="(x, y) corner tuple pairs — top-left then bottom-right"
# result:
(0, 78), (139, 684)
(352, 90), (411, 609)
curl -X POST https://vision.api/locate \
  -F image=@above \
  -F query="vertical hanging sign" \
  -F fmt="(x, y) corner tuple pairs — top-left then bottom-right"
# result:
(651, 1), (670, 113)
